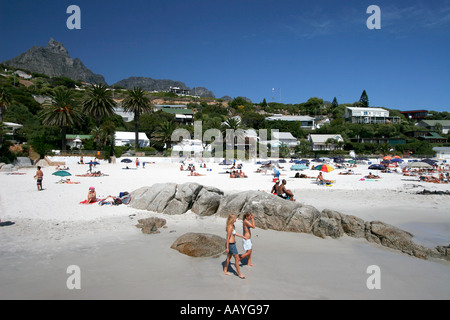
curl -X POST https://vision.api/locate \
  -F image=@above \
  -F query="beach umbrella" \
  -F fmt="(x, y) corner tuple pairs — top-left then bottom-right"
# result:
(278, 159), (287, 163)
(290, 164), (308, 171)
(121, 158), (132, 163)
(383, 156), (392, 161)
(314, 164), (335, 172)
(86, 161), (100, 165)
(390, 158), (403, 163)
(52, 170), (71, 177)
(368, 164), (385, 170)
(393, 156), (402, 159)
(406, 161), (433, 169)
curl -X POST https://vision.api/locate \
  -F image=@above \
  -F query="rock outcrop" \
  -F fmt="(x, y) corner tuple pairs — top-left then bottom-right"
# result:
(136, 217), (167, 234)
(129, 183), (448, 261)
(3, 38), (106, 84)
(170, 233), (226, 257)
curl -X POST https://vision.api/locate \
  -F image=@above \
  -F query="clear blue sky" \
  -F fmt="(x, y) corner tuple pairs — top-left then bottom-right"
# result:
(1, 0), (449, 112)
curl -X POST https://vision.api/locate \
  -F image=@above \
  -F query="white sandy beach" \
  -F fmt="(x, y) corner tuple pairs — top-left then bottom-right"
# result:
(1, 157), (449, 300)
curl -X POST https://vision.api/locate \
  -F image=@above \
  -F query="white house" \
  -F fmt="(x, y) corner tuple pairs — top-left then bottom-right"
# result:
(114, 132), (150, 147)
(308, 134), (344, 151)
(433, 147), (450, 160)
(172, 139), (205, 155)
(344, 107), (400, 124)
(268, 132), (298, 148)
(265, 114), (315, 129)
(113, 107), (134, 122)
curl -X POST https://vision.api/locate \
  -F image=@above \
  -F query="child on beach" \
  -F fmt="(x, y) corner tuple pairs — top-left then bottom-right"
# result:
(223, 214), (246, 279)
(240, 212), (255, 266)
(34, 166), (44, 191)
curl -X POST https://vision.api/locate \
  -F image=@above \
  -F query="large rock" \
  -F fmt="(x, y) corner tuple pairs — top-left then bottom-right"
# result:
(163, 182), (203, 215)
(130, 183), (177, 212)
(170, 233), (226, 258)
(191, 186), (224, 216)
(129, 182), (449, 261)
(136, 217), (167, 234)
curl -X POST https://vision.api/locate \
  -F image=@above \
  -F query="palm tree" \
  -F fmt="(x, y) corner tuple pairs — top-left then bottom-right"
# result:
(82, 84), (116, 128)
(40, 88), (81, 152)
(0, 87), (11, 147)
(121, 87), (153, 150)
(152, 121), (177, 150)
(0, 87), (11, 123)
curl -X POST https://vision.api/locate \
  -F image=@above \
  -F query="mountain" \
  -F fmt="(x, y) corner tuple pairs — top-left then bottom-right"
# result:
(114, 77), (215, 98)
(2, 38), (106, 84)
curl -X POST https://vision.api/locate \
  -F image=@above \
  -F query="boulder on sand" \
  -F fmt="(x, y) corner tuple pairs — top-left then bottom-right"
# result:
(171, 233), (226, 258)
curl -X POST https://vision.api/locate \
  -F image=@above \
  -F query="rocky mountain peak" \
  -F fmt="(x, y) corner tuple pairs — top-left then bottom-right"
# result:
(45, 38), (69, 55)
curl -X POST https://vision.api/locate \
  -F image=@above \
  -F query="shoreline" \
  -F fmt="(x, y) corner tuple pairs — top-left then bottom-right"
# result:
(1, 159), (449, 299)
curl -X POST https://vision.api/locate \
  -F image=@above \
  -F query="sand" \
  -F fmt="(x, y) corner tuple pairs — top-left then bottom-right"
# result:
(0, 157), (449, 300)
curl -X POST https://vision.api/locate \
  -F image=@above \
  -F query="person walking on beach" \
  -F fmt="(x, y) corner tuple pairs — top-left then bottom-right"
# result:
(240, 212), (255, 266)
(34, 166), (44, 191)
(223, 214), (246, 279)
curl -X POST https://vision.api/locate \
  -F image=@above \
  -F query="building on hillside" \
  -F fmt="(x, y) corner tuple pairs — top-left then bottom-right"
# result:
(400, 110), (429, 121)
(66, 134), (93, 149)
(113, 106), (134, 122)
(172, 139), (205, 156)
(308, 134), (344, 151)
(405, 131), (447, 143)
(2, 122), (23, 143)
(160, 107), (194, 125)
(13, 70), (32, 79)
(265, 114), (315, 129)
(433, 147), (450, 160)
(167, 87), (190, 96)
(417, 120), (450, 134)
(114, 132), (150, 148)
(269, 131), (299, 148)
(154, 104), (188, 111)
(344, 107), (400, 124)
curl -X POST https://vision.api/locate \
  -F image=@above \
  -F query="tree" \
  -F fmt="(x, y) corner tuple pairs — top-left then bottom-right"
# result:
(82, 84), (116, 128)
(40, 88), (80, 152)
(152, 121), (177, 150)
(121, 87), (153, 150)
(0, 87), (11, 123)
(331, 97), (338, 109)
(359, 90), (369, 108)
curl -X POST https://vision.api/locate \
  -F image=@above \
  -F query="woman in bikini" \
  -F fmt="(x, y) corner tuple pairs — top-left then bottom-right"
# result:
(223, 214), (246, 279)
(240, 212), (255, 266)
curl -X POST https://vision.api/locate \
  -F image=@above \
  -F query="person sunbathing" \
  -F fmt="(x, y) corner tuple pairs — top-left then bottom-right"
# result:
(277, 179), (295, 201)
(294, 172), (312, 178)
(189, 171), (205, 176)
(316, 172), (332, 184)
(366, 172), (381, 179)
(87, 187), (97, 203)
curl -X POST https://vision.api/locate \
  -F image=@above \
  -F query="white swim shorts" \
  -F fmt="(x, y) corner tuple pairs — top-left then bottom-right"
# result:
(243, 239), (252, 251)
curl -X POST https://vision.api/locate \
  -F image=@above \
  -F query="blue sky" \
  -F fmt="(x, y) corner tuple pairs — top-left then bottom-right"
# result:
(1, 0), (449, 112)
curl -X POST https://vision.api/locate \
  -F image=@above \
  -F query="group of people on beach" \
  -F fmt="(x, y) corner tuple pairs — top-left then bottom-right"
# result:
(223, 212), (255, 279)
(271, 179), (295, 201)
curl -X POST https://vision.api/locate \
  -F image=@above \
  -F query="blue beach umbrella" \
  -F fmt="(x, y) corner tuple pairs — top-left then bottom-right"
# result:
(52, 170), (71, 177)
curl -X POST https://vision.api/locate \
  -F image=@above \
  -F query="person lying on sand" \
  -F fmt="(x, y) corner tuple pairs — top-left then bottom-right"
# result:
(189, 171), (205, 176)
(294, 172), (312, 178)
(365, 172), (381, 179)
